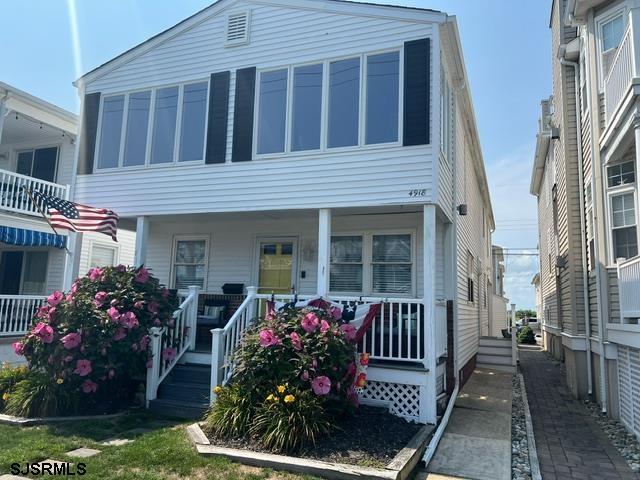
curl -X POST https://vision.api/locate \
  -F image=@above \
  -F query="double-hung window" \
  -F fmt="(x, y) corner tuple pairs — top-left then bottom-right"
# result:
(599, 12), (625, 85)
(172, 237), (209, 290)
(16, 146), (59, 182)
(607, 160), (638, 262)
(255, 49), (401, 157)
(330, 233), (413, 296)
(97, 81), (209, 170)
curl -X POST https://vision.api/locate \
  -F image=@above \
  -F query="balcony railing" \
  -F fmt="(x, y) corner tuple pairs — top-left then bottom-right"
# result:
(0, 169), (69, 217)
(618, 256), (640, 321)
(605, 23), (634, 122)
(0, 295), (47, 337)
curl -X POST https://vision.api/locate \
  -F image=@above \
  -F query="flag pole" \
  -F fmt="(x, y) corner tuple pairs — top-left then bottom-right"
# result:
(22, 187), (71, 254)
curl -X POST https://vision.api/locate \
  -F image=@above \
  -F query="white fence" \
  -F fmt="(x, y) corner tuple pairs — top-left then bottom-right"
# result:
(491, 294), (509, 338)
(145, 286), (199, 405)
(618, 256), (640, 321)
(605, 23), (634, 122)
(0, 295), (46, 336)
(0, 169), (69, 217)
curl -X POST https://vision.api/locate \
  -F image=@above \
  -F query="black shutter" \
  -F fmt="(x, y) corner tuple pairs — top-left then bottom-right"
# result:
(77, 92), (101, 174)
(403, 38), (431, 146)
(205, 71), (230, 164)
(232, 67), (256, 162)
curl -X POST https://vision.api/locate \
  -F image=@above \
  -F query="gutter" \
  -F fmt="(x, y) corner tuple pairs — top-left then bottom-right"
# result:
(558, 52), (594, 397)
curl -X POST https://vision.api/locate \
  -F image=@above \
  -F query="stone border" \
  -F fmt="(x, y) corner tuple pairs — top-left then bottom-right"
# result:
(186, 422), (434, 480)
(0, 411), (128, 426)
(519, 374), (542, 480)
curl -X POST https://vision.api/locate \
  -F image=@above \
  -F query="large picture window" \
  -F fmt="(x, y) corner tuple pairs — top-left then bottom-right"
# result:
(257, 69), (288, 154)
(330, 233), (413, 295)
(96, 81), (209, 170)
(328, 58), (361, 148)
(291, 63), (323, 152)
(365, 51), (399, 145)
(172, 237), (208, 290)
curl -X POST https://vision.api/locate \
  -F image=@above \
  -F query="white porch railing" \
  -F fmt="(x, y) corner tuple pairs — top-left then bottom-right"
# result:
(0, 295), (46, 336)
(604, 23), (634, 122)
(145, 286), (199, 405)
(618, 256), (640, 321)
(0, 169), (69, 217)
(210, 288), (430, 397)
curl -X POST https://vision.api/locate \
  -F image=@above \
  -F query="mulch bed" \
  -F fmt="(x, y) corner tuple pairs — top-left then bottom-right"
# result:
(207, 406), (421, 467)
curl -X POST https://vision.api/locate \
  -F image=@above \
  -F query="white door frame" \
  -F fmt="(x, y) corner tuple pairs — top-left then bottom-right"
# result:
(253, 236), (299, 293)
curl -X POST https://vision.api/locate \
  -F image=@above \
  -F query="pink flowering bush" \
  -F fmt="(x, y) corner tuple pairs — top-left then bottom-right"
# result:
(205, 302), (359, 452)
(6, 265), (177, 417)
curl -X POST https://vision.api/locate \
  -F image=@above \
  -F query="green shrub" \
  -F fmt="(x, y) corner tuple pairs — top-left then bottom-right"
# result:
(10, 265), (178, 417)
(0, 363), (30, 411)
(517, 325), (536, 345)
(203, 384), (254, 439)
(249, 386), (330, 453)
(4, 371), (79, 417)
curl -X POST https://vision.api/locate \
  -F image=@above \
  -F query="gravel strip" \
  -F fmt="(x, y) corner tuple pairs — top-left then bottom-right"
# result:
(583, 399), (640, 472)
(512, 372), (532, 480)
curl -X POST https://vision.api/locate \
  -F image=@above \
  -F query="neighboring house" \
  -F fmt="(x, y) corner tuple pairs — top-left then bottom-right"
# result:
(489, 245), (509, 337)
(532, 273), (542, 322)
(531, 0), (640, 438)
(0, 82), (135, 340)
(70, 0), (494, 424)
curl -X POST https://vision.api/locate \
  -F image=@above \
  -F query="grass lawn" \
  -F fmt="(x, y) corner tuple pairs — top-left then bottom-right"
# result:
(0, 412), (319, 479)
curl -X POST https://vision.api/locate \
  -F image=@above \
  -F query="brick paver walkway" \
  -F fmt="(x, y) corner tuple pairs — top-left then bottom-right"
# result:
(520, 348), (640, 480)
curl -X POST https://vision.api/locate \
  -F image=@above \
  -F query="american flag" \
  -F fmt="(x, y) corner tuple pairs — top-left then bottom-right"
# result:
(31, 190), (119, 241)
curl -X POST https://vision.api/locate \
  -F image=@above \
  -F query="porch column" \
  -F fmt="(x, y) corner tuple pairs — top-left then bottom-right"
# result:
(63, 232), (83, 291)
(634, 115), (640, 229)
(134, 216), (149, 267)
(316, 209), (331, 296)
(422, 204), (437, 424)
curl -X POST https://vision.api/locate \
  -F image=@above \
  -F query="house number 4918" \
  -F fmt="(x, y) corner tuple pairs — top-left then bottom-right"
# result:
(408, 189), (426, 197)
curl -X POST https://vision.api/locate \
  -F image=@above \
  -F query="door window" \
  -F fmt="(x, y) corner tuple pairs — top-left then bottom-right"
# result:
(258, 241), (294, 294)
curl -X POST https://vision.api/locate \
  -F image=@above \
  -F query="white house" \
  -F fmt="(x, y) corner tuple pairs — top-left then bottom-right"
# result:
(0, 82), (135, 344)
(70, 0), (494, 424)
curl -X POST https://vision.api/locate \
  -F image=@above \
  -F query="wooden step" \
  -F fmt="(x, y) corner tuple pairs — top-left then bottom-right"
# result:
(476, 353), (513, 366)
(478, 345), (513, 356)
(148, 398), (208, 420)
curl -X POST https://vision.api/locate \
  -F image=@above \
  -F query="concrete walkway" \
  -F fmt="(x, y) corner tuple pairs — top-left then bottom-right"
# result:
(519, 348), (640, 480)
(421, 367), (513, 480)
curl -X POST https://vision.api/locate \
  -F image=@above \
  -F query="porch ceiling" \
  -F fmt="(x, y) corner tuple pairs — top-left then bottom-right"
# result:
(1, 114), (68, 145)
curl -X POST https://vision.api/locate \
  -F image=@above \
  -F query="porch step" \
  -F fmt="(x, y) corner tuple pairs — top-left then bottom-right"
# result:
(477, 345), (513, 356)
(148, 398), (209, 420)
(477, 353), (513, 366)
(476, 363), (516, 373)
(158, 381), (210, 404)
(170, 364), (211, 384)
(479, 337), (512, 348)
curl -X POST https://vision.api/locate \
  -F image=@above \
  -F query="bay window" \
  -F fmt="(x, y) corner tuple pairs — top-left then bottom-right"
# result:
(172, 237), (208, 290)
(96, 80), (209, 170)
(330, 233), (413, 296)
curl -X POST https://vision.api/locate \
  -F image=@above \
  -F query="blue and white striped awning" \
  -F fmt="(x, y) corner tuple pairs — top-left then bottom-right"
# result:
(0, 226), (67, 249)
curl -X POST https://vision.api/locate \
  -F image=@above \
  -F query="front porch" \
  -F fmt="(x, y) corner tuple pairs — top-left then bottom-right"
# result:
(136, 206), (453, 424)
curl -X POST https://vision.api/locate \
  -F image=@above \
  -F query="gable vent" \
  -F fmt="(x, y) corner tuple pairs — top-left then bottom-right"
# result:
(226, 12), (250, 46)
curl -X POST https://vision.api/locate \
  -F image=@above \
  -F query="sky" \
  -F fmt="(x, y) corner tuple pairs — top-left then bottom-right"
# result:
(0, 0), (551, 309)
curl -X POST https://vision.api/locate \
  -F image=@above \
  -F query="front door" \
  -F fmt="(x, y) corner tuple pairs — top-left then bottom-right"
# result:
(0, 251), (23, 295)
(257, 239), (297, 294)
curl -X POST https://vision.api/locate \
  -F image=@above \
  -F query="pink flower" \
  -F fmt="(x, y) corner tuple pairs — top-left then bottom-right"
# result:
(48, 307), (57, 322)
(311, 376), (331, 396)
(120, 311), (139, 329)
(115, 264), (126, 272)
(139, 335), (150, 350)
(301, 370), (310, 382)
(88, 267), (103, 282)
(61, 332), (82, 350)
(47, 291), (64, 306)
(289, 332), (302, 350)
(33, 322), (54, 344)
(301, 313), (319, 333)
(107, 307), (121, 322)
(320, 320), (331, 333)
(12, 341), (24, 356)
(134, 267), (150, 284)
(94, 291), (108, 306)
(340, 324), (357, 342)
(71, 281), (79, 294)
(35, 305), (50, 319)
(81, 379), (98, 394)
(147, 301), (159, 314)
(74, 359), (92, 377)
(64, 355), (74, 363)
(259, 329), (280, 347)
(162, 347), (177, 361)
(330, 306), (343, 320)
(134, 300), (144, 309)
(113, 328), (127, 341)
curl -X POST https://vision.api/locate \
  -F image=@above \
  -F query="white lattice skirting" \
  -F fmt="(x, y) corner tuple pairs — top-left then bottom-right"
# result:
(360, 380), (421, 422)
(617, 345), (640, 440)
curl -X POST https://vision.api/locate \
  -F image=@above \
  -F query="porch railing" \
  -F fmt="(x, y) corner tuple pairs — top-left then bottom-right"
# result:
(145, 286), (199, 405)
(0, 168), (69, 217)
(618, 256), (640, 321)
(210, 289), (430, 399)
(604, 23), (634, 122)
(0, 295), (46, 337)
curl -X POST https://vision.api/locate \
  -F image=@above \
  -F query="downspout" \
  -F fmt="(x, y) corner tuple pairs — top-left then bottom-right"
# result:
(559, 53), (593, 396)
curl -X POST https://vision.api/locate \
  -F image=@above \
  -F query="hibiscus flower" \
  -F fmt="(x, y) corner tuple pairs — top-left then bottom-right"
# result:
(11, 341), (24, 356)
(340, 323), (357, 342)
(88, 267), (104, 282)
(74, 359), (92, 377)
(113, 328), (127, 341)
(311, 376), (331, 395)
(120, 311), (139, 329)
(289, 332), (302, 350)
(81, 379), (98, 393)
(47, 291), (64, 306)
(94, 291), (108, 306)
(61, 332), (82, 350)
(162, 347), (177, 361)
(33, 322), (54, 344)
(147, 301), (159, 314)
(320, 320), (331, 333)
(301, 312), (319, 333)
(134, 267), (151, 284)
(259, 329), (280, 347)
(330, 306), (343, 320)
(107, 307), (121, 322)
